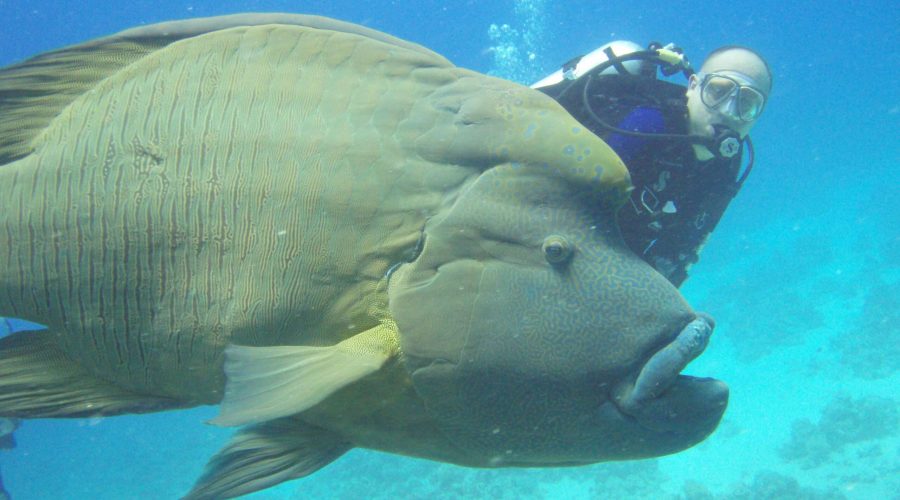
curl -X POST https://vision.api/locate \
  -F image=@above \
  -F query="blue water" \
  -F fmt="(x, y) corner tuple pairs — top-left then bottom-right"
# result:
(1, 0), (898, 498)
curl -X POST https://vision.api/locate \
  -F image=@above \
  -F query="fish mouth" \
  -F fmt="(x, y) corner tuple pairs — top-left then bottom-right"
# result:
(610, 313), (728, 433)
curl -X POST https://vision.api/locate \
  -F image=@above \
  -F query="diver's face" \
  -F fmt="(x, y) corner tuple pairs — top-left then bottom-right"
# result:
(686, 48), (771, 157)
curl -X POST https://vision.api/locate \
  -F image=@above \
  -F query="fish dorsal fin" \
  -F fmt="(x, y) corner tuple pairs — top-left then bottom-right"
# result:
(0, 36), (170, 165)
(0, 13), (450, 167)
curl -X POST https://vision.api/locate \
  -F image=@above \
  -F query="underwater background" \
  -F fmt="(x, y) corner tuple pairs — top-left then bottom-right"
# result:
(0, 0), (897, 498)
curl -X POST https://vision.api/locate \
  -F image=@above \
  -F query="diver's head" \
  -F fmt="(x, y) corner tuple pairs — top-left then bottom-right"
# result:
(686, 46), (772, 158)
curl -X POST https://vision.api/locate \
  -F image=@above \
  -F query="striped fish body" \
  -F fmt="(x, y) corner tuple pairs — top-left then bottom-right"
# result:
(0, 18), (480, 406)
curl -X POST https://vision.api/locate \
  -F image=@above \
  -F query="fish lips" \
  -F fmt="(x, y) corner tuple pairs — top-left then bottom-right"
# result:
(609, 313), (728, 438)
(612, 375), (729, 436)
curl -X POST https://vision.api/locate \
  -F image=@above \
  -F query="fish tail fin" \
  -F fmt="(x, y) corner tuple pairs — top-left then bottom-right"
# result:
(0, 330), (184, 418)
(184, 417), (351, 500)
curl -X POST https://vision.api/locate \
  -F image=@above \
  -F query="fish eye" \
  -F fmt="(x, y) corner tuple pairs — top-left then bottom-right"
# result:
(542, 235), (573, 264)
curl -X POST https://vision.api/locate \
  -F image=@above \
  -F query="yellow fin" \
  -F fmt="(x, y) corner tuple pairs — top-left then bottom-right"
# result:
(211, 321), (399, 427)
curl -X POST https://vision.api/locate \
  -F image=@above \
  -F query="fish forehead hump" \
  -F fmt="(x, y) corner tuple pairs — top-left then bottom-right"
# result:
(0, 22), (481, 403)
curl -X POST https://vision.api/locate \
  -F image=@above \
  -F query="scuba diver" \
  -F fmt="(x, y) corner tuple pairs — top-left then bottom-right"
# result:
(533, 42), (772, 286)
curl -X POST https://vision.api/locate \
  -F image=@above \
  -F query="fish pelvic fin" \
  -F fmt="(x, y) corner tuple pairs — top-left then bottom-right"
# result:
(184, 417), (350, 500)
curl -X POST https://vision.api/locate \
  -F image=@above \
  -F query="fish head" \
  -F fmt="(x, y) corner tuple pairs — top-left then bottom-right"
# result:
(388, 79), (727, 466)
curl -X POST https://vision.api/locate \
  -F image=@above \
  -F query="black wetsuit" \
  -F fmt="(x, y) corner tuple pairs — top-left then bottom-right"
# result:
(539, 72), (743, 287)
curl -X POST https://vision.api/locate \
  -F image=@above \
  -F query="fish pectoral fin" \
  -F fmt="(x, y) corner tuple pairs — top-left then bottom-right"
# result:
(211, 321), (400, 427)
(184, 417), (351, 500)
(0, 331), (186, 418)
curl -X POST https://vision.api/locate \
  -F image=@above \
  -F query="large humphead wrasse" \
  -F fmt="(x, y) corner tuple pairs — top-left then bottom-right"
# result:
(0, 14), (727, 498)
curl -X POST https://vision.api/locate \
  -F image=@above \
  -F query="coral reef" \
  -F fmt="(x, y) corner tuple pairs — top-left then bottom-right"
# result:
(831, 279), (900, 379)
(779, 395), (898, 468)
(588, 460), (667, 498)
(678, 470), (846, 499)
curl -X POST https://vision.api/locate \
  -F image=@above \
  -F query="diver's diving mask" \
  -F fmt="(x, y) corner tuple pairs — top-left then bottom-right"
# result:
(697, 71), (766, 122)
